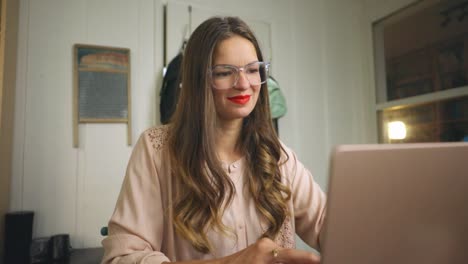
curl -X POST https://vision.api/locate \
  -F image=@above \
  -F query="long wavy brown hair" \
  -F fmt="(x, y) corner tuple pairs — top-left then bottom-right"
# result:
(167, 16), (291, 253)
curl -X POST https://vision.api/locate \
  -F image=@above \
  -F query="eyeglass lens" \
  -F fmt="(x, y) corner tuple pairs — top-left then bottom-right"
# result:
(211, 62), (268, 89)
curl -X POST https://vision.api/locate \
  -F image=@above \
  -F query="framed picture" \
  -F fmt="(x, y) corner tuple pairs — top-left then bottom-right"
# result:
(73, 44), (131, 147)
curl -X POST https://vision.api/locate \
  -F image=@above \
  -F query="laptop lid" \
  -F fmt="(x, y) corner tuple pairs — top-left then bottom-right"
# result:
(321, 143), (468, 264)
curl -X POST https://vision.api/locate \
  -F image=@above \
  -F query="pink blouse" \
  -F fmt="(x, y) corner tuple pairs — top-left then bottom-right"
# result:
(101, 126), (326, 263)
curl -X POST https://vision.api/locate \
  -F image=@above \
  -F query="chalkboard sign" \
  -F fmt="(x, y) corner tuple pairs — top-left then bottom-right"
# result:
(73, 44), (132, 147)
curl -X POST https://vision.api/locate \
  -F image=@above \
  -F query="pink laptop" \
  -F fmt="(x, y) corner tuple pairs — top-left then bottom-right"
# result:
(321, 143), (468, 264)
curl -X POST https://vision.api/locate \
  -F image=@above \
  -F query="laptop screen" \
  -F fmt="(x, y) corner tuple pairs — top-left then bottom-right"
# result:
(321, 143), (468, 264)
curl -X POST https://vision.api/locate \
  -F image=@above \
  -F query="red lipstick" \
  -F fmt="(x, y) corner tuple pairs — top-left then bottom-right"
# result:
(227, 95), (251, 105)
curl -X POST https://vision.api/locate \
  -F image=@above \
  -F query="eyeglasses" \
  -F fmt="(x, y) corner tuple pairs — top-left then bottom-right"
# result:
(210, 61), (270, 90)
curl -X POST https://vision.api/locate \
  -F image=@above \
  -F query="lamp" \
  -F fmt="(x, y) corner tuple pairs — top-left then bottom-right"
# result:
(388, 121), (407, 141)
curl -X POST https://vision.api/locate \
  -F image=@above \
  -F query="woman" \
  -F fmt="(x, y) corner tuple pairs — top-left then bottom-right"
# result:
(102, 16), (326, 264)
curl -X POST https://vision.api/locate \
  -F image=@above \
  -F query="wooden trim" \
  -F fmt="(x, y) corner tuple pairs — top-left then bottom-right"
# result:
(79, 118), (128, 123)
(78, 67), (127, 74)
(376, 85), (468, 111)
(0, 0), (20, 259)
(127, 50), (132, 145)
(74, 43), (129, 52)
(73, 44), (79, 147)
(0, 0), (5, 122)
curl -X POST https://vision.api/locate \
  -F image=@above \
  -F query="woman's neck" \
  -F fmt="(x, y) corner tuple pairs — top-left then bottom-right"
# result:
(215, 119), (243, 163)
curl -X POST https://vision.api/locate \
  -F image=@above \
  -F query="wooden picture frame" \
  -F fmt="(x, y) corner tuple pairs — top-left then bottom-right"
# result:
(73, 44), (132, 147)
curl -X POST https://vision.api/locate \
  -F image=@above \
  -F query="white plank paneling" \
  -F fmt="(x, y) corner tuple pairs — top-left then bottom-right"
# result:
(21, 0), (86, 243)
(13, 0), (157, 248)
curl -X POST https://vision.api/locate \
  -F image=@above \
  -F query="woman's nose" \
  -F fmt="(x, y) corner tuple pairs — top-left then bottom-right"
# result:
(234, 71), (250, 89)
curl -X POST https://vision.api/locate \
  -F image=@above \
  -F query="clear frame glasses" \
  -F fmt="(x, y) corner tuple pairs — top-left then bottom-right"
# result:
(210, 61), (270, 90)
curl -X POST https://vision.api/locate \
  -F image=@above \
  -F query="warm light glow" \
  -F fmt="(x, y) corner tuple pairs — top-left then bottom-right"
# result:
(388, 121), (407, 140)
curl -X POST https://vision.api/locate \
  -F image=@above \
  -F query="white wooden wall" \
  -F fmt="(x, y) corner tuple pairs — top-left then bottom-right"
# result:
(11, 0), (415, 249)
(12, 0), (162, 248)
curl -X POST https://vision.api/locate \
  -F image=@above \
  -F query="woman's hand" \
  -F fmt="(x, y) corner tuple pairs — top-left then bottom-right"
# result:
(163, 238), (320, 264)
(223, 237), (320, 264)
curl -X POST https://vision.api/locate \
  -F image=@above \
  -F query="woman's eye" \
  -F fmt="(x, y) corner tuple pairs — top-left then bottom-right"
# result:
(246, 68), (259, 74)
(214, 71), (233, 78)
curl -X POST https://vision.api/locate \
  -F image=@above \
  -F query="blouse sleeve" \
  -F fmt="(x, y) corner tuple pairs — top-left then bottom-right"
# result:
(282, 145), (327, 251)
(101, 132), (170, 264)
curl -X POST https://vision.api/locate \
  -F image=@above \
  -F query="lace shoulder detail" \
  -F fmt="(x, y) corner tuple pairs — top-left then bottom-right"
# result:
(145, 125), (170, 151)
(274, 216), (296, 249)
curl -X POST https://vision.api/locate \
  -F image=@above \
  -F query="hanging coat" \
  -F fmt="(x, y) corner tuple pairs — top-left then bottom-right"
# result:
(160, 53), (183, 124)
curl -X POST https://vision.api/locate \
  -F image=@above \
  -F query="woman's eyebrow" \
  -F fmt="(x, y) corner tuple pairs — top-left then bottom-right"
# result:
(212, 61), (259, 67)
(212, 63), (235, 67)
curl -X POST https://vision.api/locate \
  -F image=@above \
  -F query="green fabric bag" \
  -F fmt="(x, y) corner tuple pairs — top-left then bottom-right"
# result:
(267, 76), (287, 119)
